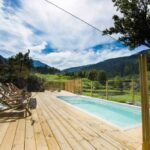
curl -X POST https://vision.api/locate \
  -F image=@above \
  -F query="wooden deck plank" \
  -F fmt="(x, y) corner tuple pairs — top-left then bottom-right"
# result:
(40, 110), (73, 150)
(0, 122), (9, 146)
(25, 116), (36, 150)
(46, 106), (95, 150)
(0, 112), (18, 146)
(32, 109), (49, 150)
(0, 119), (18, 150)
(12, 119), (25, 150)
(36, 108), (61, 150)
(37, 101), (72, 150)
(38, 99), (84, 150)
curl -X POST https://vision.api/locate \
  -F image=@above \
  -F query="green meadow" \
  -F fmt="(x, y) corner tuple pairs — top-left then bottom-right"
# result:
(35, 73), (70, 82)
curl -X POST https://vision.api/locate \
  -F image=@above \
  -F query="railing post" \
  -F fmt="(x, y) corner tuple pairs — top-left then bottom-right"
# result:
(80, 78), (83, 94)
(73, 79), (75, 93)
(91, 81), (93, 96)
(131, 79), (135, 104)
(139, 54), (150, 150)
(66, 82), (68, 91)
(69, 81), (71, 92)
(106, 80), (108, 100)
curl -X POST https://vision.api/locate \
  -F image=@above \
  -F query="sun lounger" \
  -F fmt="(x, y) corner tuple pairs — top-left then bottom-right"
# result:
(1, 83), (30, 101)
(0, 94), (32, 116)
(0, 83), (36, 117)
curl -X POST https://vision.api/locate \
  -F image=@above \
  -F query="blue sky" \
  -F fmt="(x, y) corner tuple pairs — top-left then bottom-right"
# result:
(0, 0), (147, 69)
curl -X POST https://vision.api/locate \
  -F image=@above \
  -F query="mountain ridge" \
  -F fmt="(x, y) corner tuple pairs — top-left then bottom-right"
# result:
(33, 60), (48, 67)
(0, 55), (8, 65)
(63, 50), (150, 77)
(0, 55), (51, 68)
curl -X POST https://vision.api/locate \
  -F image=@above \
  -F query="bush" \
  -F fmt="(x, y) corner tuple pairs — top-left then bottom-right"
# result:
(27, 75), (45, 92)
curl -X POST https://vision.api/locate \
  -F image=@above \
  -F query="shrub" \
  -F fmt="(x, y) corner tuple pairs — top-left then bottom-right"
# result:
(27, 75), (45, 92)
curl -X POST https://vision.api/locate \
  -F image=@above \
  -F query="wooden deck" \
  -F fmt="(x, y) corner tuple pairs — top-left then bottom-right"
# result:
(0, 91), (142, 150)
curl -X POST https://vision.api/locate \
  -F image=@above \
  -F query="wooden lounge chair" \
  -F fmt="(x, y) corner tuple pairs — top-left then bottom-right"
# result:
(0, 83), (36, 117)
(0, 93), (32, 117)
(4, 83), (31, 99)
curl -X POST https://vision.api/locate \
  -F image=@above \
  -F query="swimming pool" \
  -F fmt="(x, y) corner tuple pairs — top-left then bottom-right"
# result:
(57, 96), (141, 130)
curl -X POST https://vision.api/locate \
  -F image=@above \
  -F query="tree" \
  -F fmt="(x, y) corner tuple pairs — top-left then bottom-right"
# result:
(34, 65), (60, 74)
(97, 71), (107, 84)
(8, 51), (32, 80)
(88, 70), (98, 81)
(114, 76), (123, 90)
(103, 0), (150, 49)
(5, 51), (33, 88)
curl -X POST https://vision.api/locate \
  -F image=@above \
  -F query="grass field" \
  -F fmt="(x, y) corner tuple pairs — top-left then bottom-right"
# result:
(82, 91), (141, 104)
(35, 73), (70, 82)
(81, 78), (142, 105)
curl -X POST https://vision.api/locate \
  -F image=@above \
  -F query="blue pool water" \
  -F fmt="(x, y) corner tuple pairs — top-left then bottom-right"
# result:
(57, 96), (141, 129)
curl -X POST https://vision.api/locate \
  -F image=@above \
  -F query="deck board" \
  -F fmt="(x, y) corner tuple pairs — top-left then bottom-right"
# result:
(37, 108), (61, 150)
(12, 118), (25, 150)
(0, 122), (9, 146)
(33, 109), (49, 150)
(0, 119), (18, 150)
(0, 91), (142, 150)
(25, 116), (36, 150)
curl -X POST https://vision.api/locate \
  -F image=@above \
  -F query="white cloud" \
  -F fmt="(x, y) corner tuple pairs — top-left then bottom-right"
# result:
(0, 0), (143, 69)
(33, 47), (137, 70)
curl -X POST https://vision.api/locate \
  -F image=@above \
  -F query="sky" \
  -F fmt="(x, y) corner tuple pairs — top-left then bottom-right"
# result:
(0, 0), (148, 70)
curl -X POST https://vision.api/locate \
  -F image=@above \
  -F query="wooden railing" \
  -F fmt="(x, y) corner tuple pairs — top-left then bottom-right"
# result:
(46, 79), (82, 94)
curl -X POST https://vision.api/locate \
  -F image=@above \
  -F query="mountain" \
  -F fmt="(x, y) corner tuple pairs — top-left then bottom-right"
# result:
(33, 60), (47, 67)
(63, 50), (150, 77)
(0, 55), (48, 68)
(0, 55), (60, 74)
(32, 60), (60, 74)
(0, 55), (7, 65)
